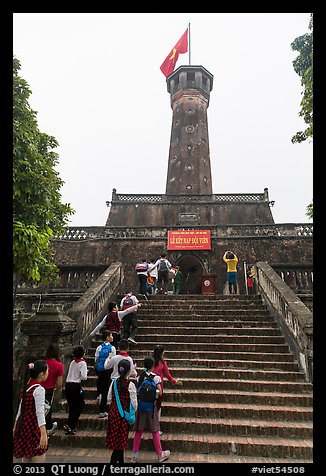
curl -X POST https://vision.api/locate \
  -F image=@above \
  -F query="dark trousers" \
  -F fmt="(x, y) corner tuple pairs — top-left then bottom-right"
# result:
(65, 382), (85, 430)
(110, 331), (121, 349)
(157, 270), (169, 292)
(110, 449), (124, 464)
(95, 368), (113, 413)
(44, 387), (55, 430)
(121, 312), (138, 340)
(137, 273), (148, 294)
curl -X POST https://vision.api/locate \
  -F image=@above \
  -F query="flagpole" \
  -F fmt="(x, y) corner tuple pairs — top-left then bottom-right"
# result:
(188, 23), (191, 65)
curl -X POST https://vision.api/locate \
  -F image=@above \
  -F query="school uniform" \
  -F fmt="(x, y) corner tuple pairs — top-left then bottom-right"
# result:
(65, 358), (88, 430)
(13, 382), (48, 459)
(106, 378), (137, 450)
(134, 372), (161, 433)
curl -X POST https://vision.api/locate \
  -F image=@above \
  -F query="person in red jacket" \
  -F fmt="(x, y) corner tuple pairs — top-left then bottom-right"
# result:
(152, 345), (182, 431)
(41, 343), (64, 436)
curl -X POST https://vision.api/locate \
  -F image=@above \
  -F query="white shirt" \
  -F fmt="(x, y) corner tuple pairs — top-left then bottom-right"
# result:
(107, 380), (138, 411)
(148, 265), (158, 279)
(120, 294), (139, 309)
(90, 304), (139, 337)
(66, 359), (88, 383)
(104, 353), (137, 379)
(15, 384), (46, 427)
(94, 342), (117, 360)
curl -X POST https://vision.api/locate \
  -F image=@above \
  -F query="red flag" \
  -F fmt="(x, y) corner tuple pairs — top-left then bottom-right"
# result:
(160, 28), (188, 77)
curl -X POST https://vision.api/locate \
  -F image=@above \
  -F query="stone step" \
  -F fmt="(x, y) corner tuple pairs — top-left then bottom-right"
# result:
(42, 446), (313, 464)
(59, 398), (312, 420)
(114, 335), (287, 344)
(72, 380), (313, 407)
(147, 294), (263, 300)
(136, 326), (282, 335)
(82, 376), (311, 393)
(137, 312), (273, 321)
(90, 342), (291, 353)
(64, 386), (312, 406)
(86, 367), (305, 382)
(137, 320), (279, 328)
(88, 351), (296, 364)
(137, 305), (270, 319)
(48, 429), (313, 459)
(51, 413), (313, 439)
(87, 358), (301, 372)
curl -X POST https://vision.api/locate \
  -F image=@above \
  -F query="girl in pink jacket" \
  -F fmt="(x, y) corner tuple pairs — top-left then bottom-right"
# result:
(152, 345), (183, 427)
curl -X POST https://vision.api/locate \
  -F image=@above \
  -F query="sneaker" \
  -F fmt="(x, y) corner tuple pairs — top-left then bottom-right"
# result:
(47, 421), (58, 436)
(158, 450), (170, 463)
(130, 452), (139, 463)
(128, 337), (137, 345)
(63, 424), (75, 435)
(96, 395), (101, 404)
(158, 431), (162, 436)
(99, 412), (108, 418)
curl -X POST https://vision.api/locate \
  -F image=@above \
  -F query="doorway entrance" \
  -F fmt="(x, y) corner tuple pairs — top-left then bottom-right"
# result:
(177, 255), (204, 294)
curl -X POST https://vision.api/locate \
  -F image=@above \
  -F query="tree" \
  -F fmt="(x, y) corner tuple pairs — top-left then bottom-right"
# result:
(291, 14), (313, 219)
(291, 13), (313, 144)
(13, 56), (74, 290)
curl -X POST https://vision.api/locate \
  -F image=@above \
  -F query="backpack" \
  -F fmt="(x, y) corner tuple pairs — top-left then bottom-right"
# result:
(158, 259), (169, 272)
(96, 343), (113, 372)
(135, 263), (148, 272)
(121, 296), (134, 311)
(137, 372), (157, 414)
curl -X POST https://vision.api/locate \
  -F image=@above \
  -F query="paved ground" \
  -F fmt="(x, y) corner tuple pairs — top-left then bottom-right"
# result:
(13, 448), (312, 464)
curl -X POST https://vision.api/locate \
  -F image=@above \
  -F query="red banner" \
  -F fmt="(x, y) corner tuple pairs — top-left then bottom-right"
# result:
(168, 230), (211, 250)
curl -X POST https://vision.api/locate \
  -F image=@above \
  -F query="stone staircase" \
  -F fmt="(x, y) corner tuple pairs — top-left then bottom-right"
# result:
(49, 294), (313, 463)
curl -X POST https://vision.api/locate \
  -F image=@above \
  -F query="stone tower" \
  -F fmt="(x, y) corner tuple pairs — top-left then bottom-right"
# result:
(165, 66), (213, 196)
(105, 65), (274, 227)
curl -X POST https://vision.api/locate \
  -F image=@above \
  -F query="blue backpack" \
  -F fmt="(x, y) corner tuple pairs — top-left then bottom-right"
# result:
(137, 372), (157, 414)
(96, 343), (113, 372)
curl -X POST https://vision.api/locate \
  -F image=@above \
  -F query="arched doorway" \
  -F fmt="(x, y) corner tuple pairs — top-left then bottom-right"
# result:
(176, 254), (204, 294)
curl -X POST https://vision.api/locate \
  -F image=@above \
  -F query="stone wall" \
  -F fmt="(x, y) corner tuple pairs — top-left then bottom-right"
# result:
(51, 226), (313, 295)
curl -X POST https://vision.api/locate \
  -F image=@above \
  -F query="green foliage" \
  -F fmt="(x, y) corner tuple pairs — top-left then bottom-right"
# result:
(306, 202), (313, 220)
(291, 14), (313, 144)
(13, 56), (74, 285)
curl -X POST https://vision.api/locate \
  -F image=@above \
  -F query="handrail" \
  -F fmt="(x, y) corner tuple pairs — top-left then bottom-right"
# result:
(67, 262), (124, 350)
(255, 261), (313, 382)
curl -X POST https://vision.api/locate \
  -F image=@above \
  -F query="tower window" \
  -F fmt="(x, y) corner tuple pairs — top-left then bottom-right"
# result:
(175, 75), (179, 85)
(185, 185), (193, 190)
(202, 75), (207, 85)
(187, 72), (195, 81)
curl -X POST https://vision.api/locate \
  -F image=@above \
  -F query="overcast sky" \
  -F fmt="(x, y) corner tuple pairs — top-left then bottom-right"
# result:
(13, 12), (313, 227)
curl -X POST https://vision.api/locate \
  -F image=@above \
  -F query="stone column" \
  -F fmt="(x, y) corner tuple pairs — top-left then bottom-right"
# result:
(14, 306), (77, 416)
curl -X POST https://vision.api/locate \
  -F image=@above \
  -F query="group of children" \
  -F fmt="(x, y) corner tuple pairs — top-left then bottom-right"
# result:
(90, 322), (183, 463)
(135, 253), (184, 295)
(13, 322), (181, 464)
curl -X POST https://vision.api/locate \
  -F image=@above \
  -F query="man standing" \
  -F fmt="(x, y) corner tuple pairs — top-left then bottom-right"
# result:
(223, 251), (239, 294)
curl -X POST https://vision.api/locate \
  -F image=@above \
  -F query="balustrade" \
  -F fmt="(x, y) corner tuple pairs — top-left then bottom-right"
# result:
(256, 261), (313, 382)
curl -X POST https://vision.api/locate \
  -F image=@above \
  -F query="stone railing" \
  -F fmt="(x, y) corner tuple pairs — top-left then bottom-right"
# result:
(255, 261), (313, 382)
(54, 224), (313, 241)
(271, 264), (313, 294)
(67, 262), (124, 349)
(59, 265), (108, 290)
(108, 192), (267, 204)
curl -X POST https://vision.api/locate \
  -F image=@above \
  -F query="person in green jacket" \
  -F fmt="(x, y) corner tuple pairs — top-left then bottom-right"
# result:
(173, 266), (183, 295)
